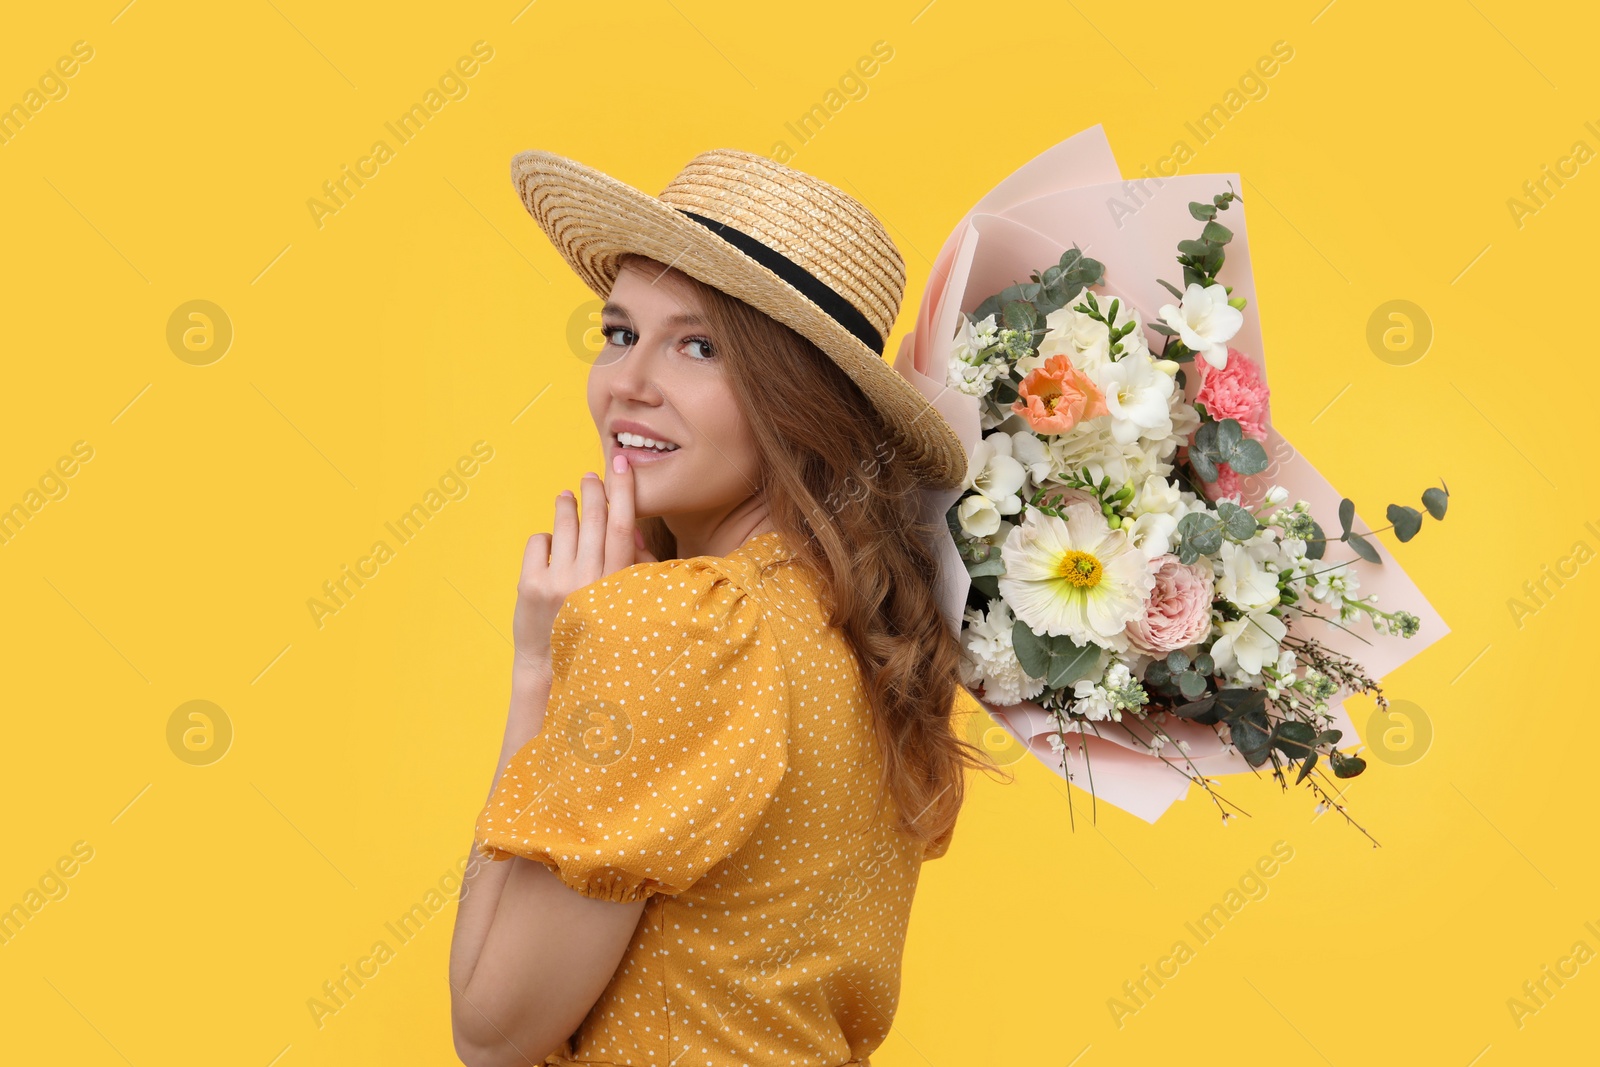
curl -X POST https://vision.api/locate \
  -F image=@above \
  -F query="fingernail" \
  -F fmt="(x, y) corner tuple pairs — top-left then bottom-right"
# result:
(612, 453), (627, 474)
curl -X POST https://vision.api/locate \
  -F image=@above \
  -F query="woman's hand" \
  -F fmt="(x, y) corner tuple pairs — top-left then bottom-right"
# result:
(513, 453), (658, 670)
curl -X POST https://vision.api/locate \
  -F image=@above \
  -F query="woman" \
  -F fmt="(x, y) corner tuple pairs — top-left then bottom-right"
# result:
(448, 148), (989, 1067)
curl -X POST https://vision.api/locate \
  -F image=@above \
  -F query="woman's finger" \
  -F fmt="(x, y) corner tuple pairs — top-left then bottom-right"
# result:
(550, 488), (578, 570)
(603, 453), (636, 576)
(576, 472), (609, 579)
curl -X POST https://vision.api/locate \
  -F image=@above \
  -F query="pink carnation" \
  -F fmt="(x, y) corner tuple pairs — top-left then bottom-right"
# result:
(1195, 347), (1270, 440)
(1124, 553), (1215, 656)
(1202, 463), (1242, 502)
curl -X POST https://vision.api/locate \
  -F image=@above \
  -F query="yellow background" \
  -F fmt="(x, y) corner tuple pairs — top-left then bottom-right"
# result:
(1, 0), (1593, 1063)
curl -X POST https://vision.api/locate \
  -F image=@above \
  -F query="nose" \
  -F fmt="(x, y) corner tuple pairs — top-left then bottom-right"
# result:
(597, 331), (660, 404)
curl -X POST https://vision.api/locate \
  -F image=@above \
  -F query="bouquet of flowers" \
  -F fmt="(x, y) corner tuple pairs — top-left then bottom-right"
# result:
(890, 126), (1451, 840)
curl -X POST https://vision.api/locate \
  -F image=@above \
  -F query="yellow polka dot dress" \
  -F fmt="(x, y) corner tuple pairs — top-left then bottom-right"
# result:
(474, 530), (951, 1067)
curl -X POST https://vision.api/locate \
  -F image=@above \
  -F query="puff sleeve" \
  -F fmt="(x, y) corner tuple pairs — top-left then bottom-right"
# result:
(474, 556), (792, 904)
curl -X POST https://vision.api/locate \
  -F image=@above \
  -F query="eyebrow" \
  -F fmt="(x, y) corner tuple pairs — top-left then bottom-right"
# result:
(600, 301), (704, 328)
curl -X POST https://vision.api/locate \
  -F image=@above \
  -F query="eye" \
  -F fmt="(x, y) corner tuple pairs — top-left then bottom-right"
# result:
(600, 324), (635, 347)
(683, 336), (715, 360)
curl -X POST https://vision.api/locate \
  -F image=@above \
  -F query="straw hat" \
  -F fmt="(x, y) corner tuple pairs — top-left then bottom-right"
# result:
(509, 147), (969, 491)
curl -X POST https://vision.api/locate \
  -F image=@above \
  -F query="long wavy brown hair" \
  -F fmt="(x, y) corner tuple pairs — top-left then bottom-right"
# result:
(618, 253), (1006, 857)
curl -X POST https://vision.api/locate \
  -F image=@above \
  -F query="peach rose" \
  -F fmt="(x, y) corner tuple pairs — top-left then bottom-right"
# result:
(1124, 553), (1214, 655)
(1010, 353), (1109, 435)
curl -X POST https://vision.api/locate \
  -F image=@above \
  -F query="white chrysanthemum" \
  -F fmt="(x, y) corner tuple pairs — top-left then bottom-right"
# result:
(1158, 282), (1243, 370)
(1210, 610), (1287, 677)
(1217, 539), (1281, 613)
(997, 502), (1156, 653)
(958, 599), (1046, 706)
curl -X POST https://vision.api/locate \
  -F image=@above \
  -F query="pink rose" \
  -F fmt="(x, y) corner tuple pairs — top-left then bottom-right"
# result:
(1195, 347), (1270, 441)
(1124, 553), (1214, 655)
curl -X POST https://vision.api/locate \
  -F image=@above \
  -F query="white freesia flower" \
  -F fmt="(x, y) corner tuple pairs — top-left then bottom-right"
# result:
(957, 493), (1003, 538)
(1130, 473), (1183, 517)
(1170, 397), (1203, 442)
(965, 433), (1030, 512)
(1217, 539), (1281, 613)
(997, 502), (1156, 653)
(1124, 509), (1180, 561)
(958, 599), (1046, 706)
(1096, 353), (1177, 445)
(1158, 282), (1243, 371)
(1007, 429), (1053, 485)
(1210, 610), (1287, 677)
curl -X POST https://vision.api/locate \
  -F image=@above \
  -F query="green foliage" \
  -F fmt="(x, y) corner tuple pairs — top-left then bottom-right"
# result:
(970, 246), (1107, 325)
(1011, 621), (1102, 689)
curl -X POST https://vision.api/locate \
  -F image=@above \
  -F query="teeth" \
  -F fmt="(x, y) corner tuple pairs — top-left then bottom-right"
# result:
(617, 431), (679, 452)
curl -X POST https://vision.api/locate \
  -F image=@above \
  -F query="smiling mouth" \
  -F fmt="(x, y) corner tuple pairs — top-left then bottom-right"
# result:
(613, 431), (681, 454)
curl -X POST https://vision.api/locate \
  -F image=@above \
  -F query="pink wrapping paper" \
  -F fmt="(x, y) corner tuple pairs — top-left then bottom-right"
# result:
(894, 124), (1451, 823)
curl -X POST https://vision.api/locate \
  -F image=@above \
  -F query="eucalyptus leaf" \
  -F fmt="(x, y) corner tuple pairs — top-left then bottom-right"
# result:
(1346, 530), (1382, 564)
(1423, 484), (1449, 520)
(1011, 622), (1102, 688)
(1304, 519), (1327, 561)
(1156, 277), (1186, 301)
(1231, 708), (1272, 768)
(1178, 670), (1208, 699)
(1215, 418), (1243, 454)
(1214, 687), (1265, 716)
(1230, 438), (1268, 476)
(1338, 497), (1354, 538)
(1172, 695), (1221, 725)
(1217, 501), (1257, 540)
(1330, 750), (1367, 778)
(965, 554), (1007, 578)
(1295, 749), (1318, 784)
(1387, 503), (1423, 542)
(1201, 220), (1233, 244)
(1272, 720), (1316, 758)
(1189, 202), (1217, 221)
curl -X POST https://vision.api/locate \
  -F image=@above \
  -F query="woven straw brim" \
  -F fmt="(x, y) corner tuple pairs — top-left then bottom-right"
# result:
(509, 150), (969, 491)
